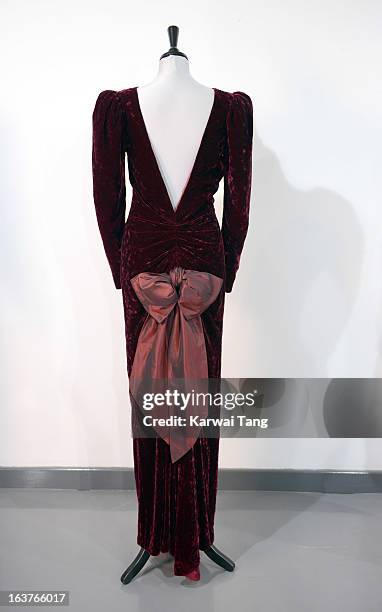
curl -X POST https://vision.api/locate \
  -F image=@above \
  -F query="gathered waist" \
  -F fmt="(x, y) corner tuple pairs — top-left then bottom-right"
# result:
(120, 194), (226, 287)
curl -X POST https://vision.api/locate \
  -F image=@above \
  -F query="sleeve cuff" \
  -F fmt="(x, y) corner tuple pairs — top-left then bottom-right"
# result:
(224, 269), (235, 293)
(112, 269), (122, 290)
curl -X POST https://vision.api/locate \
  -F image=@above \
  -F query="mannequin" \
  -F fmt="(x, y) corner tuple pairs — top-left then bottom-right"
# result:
(136, 60), (215, 212)
(120, 25), (236, 584)
(93, 16), (253, 581)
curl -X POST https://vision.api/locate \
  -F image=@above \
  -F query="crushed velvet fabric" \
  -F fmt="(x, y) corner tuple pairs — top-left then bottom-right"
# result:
(92, 85), (253, 577)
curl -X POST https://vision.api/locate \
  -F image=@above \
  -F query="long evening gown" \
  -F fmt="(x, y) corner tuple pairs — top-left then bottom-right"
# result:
(92, 85), (253, 579)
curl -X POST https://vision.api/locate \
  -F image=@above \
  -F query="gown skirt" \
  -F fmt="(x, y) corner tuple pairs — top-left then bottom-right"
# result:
(92, 85), (253, 578)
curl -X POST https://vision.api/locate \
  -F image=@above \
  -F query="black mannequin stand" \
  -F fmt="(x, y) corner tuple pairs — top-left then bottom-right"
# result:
(120, 545), (235, 584)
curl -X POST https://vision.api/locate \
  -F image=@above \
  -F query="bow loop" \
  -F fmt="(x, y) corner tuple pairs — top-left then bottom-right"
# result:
(178, 271), (225, 320)
(130, 272), (179, 323)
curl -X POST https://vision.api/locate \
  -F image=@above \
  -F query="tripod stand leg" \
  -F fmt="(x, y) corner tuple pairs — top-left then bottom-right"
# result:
(202, 544), (235, 572)
(120, 547), (150, 584)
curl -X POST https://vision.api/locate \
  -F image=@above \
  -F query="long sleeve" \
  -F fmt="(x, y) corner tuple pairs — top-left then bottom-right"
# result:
(222, 91), (253, 293)
(92, 89), (127, 289)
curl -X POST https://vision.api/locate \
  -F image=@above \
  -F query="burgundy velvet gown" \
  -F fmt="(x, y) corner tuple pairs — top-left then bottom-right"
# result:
(92, 85), (253, 578)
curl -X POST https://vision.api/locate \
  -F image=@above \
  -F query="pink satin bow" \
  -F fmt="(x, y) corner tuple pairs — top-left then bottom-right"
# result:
(129, 266), (223, 462)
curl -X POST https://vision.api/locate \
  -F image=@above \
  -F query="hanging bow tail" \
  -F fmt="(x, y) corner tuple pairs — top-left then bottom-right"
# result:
(129, 266), (223, 462)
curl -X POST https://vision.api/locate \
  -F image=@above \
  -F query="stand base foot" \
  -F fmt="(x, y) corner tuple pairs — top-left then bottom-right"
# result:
(120, 547), (150, 585)
(120, 543), (235, 584)
(202, 544), (235, 572)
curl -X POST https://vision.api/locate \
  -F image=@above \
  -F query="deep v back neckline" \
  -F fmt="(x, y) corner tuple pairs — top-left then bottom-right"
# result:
(133, 86), (217, 216)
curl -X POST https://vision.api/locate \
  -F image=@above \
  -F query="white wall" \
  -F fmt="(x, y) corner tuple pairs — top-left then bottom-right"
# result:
(1, 0), (382, 469)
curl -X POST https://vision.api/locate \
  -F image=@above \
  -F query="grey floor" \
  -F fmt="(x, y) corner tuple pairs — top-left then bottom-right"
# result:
(1, 489), (382, 611)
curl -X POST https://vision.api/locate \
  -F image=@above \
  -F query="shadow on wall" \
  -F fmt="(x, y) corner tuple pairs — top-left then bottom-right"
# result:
(233, 134), (364, 377)
(324, 379), (382, 437)
(221, 377), (382, 439)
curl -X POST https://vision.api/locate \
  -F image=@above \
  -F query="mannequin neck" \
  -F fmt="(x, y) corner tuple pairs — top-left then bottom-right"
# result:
(155, 55), (194, 86)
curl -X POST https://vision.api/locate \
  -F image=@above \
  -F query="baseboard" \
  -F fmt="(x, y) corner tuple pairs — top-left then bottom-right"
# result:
(0, 468), (381, 493)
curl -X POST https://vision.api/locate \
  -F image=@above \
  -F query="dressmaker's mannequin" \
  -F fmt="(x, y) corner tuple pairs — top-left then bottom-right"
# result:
(136, 55), (215, 212)
(120, 25), (235, 584)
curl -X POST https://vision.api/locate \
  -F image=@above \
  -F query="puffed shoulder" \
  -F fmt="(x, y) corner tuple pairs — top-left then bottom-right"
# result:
(232, 90), (253, 106)
(225, 91), (254, 143)
(92, 89), (124, 124)
(229, 90), (253, 120)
